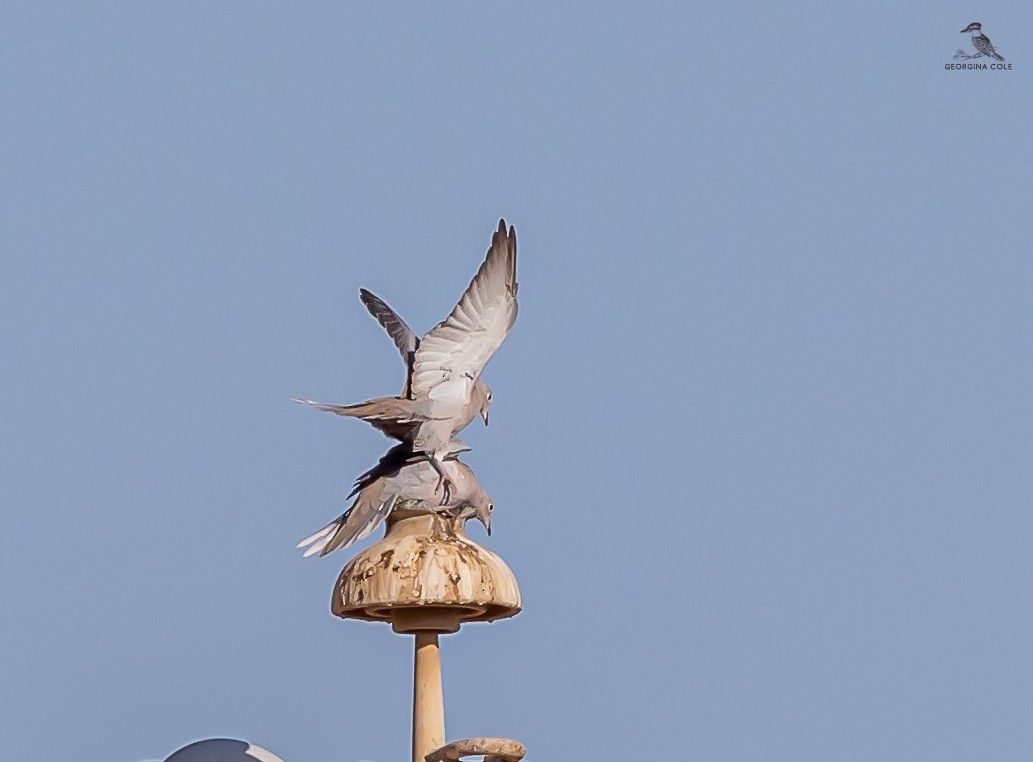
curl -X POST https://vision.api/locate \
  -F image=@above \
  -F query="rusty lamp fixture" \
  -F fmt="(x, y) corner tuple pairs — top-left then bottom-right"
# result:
(333, 509), (525, 762)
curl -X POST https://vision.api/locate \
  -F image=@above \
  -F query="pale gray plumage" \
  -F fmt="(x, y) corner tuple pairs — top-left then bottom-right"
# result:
(293, 219), (518, 501)
(358, 287), (493, 413)
(297, 440), (493, 558)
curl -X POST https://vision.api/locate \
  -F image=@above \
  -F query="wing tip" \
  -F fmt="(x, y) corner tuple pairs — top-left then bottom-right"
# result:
(498, 218), (517, 288)
(359, 287), (383, 312)
(490, 218), (517, 268)
(494, 217), (515, 243)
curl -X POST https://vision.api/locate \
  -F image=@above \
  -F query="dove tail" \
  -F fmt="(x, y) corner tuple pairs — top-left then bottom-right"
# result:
(297, 508), (352, 558)
(297, 495), (398, 558)
(290, 398), (378, 418)
(329, 401), (378, 417)
(290, 398), (420, 445)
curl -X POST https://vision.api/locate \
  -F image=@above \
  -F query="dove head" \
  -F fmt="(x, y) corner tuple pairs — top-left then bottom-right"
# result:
(470, 488), (494, 536)
(474, 380), (493, 425)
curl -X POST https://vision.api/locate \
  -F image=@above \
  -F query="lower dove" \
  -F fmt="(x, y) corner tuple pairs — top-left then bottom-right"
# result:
(297, 440), (493, 558)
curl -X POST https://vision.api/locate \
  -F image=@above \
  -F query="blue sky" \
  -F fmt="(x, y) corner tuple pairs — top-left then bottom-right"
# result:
(2, 3), (1031, 761)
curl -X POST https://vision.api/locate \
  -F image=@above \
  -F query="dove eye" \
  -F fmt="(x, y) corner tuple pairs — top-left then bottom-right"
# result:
(488, 503), (494, 512)
(486, 392), (493, 402)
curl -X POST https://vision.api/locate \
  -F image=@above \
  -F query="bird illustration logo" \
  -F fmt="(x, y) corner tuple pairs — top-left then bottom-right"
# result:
(955, 22), (1005, 61)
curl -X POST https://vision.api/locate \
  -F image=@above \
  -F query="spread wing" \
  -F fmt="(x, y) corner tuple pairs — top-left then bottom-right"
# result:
(359, 288), (419, 361)
(410, 219), (518, 403)
(359, 288), (420, 398)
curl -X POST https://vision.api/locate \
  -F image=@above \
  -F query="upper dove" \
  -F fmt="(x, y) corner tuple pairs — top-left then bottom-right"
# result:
(292, 219), (518, 502)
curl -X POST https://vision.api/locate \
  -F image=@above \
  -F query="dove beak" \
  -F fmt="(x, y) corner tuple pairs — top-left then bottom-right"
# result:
(481, 409), (489, 426)
(486, 520), (492, 537)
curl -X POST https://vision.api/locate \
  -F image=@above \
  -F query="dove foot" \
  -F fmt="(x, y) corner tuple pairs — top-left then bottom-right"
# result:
(429, 458), (455, 505)
(435, 474), (455, 505)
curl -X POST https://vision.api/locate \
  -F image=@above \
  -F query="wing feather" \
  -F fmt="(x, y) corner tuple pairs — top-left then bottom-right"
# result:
(410, 219), (518, 401)
(359, 289), (420, 398)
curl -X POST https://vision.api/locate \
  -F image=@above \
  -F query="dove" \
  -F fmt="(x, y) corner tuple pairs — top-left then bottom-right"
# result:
(297, 440), (493, 558)
(358, 287), (493, 423)
(293, 219), (518, 502)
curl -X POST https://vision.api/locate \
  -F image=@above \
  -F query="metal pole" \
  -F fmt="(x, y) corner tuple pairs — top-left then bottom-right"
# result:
(412, 632), (445, 762)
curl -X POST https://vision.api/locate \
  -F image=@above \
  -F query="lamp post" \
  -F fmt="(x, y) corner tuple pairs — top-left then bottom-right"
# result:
(332, 510), (525, 762)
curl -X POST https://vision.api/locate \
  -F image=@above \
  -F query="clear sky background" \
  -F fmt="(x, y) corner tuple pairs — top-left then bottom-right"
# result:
(2, 3), (1031, 761)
